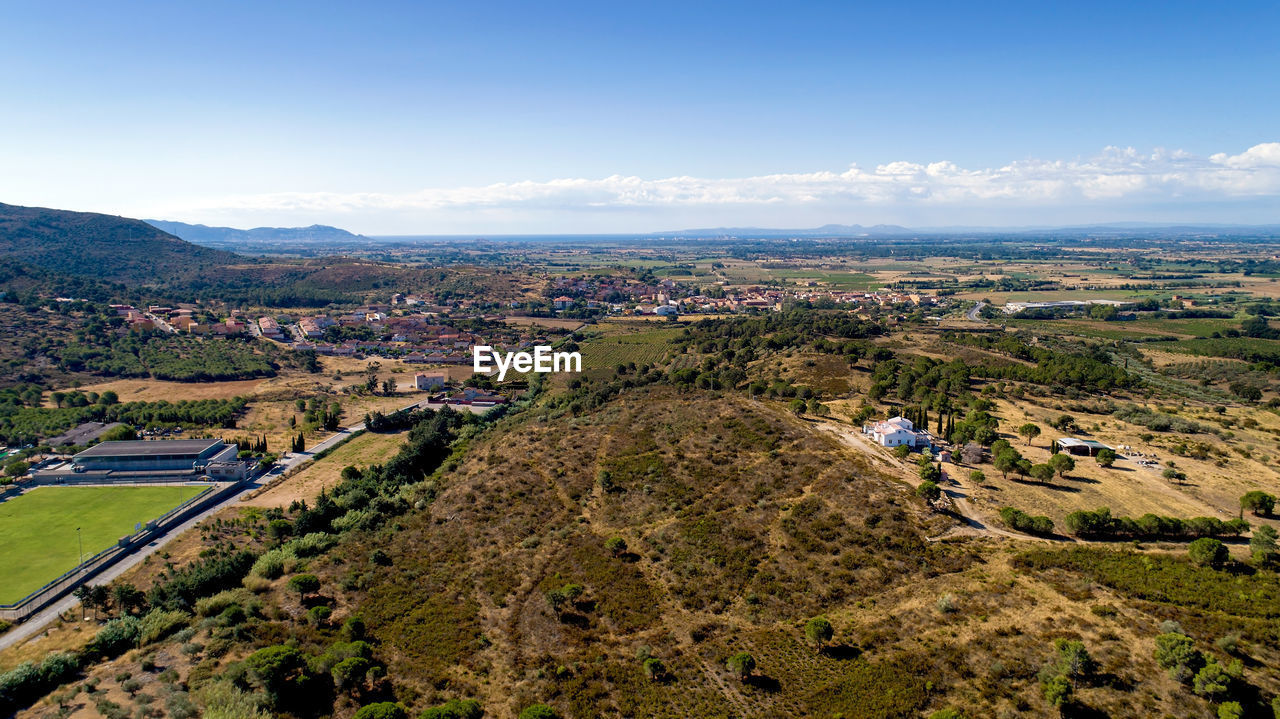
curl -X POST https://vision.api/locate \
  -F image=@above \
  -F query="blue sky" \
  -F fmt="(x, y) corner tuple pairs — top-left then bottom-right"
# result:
(1, 0), (1278, 233)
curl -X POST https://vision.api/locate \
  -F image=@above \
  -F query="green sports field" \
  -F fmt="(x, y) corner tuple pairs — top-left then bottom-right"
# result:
(0, 485), (208, 603)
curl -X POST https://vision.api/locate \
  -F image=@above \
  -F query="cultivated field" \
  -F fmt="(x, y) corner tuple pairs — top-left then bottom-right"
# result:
(0, 485), (208, 603)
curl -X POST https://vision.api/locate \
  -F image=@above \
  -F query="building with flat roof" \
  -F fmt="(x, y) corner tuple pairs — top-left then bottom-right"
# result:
(1054, 437), (1114, 457)
(73, 439), (236, 471)
(29, 438), (247, 485)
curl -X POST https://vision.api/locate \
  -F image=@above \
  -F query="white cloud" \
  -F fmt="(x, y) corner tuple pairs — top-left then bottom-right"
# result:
(155, 143), (1280, 231)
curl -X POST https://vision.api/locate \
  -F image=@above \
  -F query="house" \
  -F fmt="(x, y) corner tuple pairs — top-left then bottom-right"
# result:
(414, 372), (447, 390)
(1054, 437), (1113, 457)
(553, 296), (574, 310)
(869, 417), (918, 447)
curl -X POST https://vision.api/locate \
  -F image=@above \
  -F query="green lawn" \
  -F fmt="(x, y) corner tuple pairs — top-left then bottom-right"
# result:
(0, 485), (208, 603)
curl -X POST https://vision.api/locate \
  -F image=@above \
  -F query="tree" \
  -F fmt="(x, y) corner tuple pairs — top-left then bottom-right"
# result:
(916, 480), (942, 502)
(1029, 463), (1055, 484)
(111, 583), (146, 616)
(331, 657), (372, 692)
(1163, 467), (1187, 484)
(605, 537), (628, 558)
(804, 617), (834, 653)
(1188, 538), (1228, 568)
(3, 460), (29, 478)
(1217, 701), (1243, 719)
(893, 444), (912, 459)
(918, 461), (942, 484)
(1017, 423), (1041, 446)
(994, 448), (1022, 479)
(1240, 490), (1276, 516)
(1095, 448), (1117, 468)
(1047, 453), (1075, 479)
(1154, 632), (1203, 683)
(642, 657), (665, 681)
(353, 703), (407, 719)
(726, 652), (756, 682)
(1046, 639), (1095, 687)
(287, 573), (320, 599)
(518, 704), (559, 719)
(968, 469), (985, 484)
(1250, 524), (1278, 564)
(1041, 674), (1072, 714)
(245, 644), (308, 704)
(789, 399), (807, 416)
(1192, 657), (1231, 700)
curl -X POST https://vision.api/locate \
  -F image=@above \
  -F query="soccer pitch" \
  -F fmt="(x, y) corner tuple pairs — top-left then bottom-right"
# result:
(0, 485), (209, 604)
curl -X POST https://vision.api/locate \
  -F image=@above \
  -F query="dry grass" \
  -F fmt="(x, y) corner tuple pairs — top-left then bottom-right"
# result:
(241, 430), (408, 508)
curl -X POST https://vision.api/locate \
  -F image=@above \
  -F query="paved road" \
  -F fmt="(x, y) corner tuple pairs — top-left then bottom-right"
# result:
(966, 301), (987, 322)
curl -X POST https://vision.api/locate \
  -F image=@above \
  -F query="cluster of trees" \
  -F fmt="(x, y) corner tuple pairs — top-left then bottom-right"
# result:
(59, 333), (280, 382)
(293, 407), (470, 537)
(945, 332), (1134, 390)
(999, 507), (1055, 535)
(1063, 507), (1250, 541)
(677, 311), (885, 356)
(0, 396), (247, 446)
(298, 397), (342, 432)
(290, 433), (307, 453)
(1154, 626), (1248, 714)
(1112, 405), (1213, 435)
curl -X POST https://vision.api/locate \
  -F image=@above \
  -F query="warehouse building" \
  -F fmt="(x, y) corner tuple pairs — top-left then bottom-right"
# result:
(28, 439), (246, 485)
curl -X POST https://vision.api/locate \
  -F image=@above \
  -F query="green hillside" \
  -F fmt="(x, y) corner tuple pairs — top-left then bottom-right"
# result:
(0, 202), (240, 284)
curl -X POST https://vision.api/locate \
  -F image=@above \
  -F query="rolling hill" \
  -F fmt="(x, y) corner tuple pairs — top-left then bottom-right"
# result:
(0, 202), (239, 284)
(145, 220), (366, 249)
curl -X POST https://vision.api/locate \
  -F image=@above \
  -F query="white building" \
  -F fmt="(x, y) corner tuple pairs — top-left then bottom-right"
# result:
(414, 372), (447, 390)
(868, 416), (919, 447)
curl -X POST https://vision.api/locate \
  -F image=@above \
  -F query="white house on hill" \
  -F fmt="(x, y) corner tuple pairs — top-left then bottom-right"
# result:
(869, 416), (918, 447)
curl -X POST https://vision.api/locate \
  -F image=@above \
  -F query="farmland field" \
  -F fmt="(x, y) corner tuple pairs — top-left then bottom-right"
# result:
(579, 328), (682, 369)
(0, 485), (208, 603)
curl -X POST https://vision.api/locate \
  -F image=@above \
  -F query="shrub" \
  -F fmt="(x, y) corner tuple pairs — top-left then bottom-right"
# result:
(138, 609), (190, 645)
(283, 532), (336, 557)
(85, 616), (142, 658)
(419, 698), (482, 719)
(250, 548), (295, 579)
(518, 704), (560, 719)
(196, 589), (253, 617)
(287, 573), (320, 598)
(642, 658), (665, 681)
(354, 702), (407, 719)
(726, 652), (756, 681)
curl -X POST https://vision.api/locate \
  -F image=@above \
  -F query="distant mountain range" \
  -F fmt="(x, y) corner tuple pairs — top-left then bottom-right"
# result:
(146, 220), (366, 247)
(0, 203), (239, 284)
(659, 222), (1280, 238)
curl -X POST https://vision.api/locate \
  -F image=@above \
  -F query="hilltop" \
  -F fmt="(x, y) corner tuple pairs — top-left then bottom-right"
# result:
(0, 203), (240, 285)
